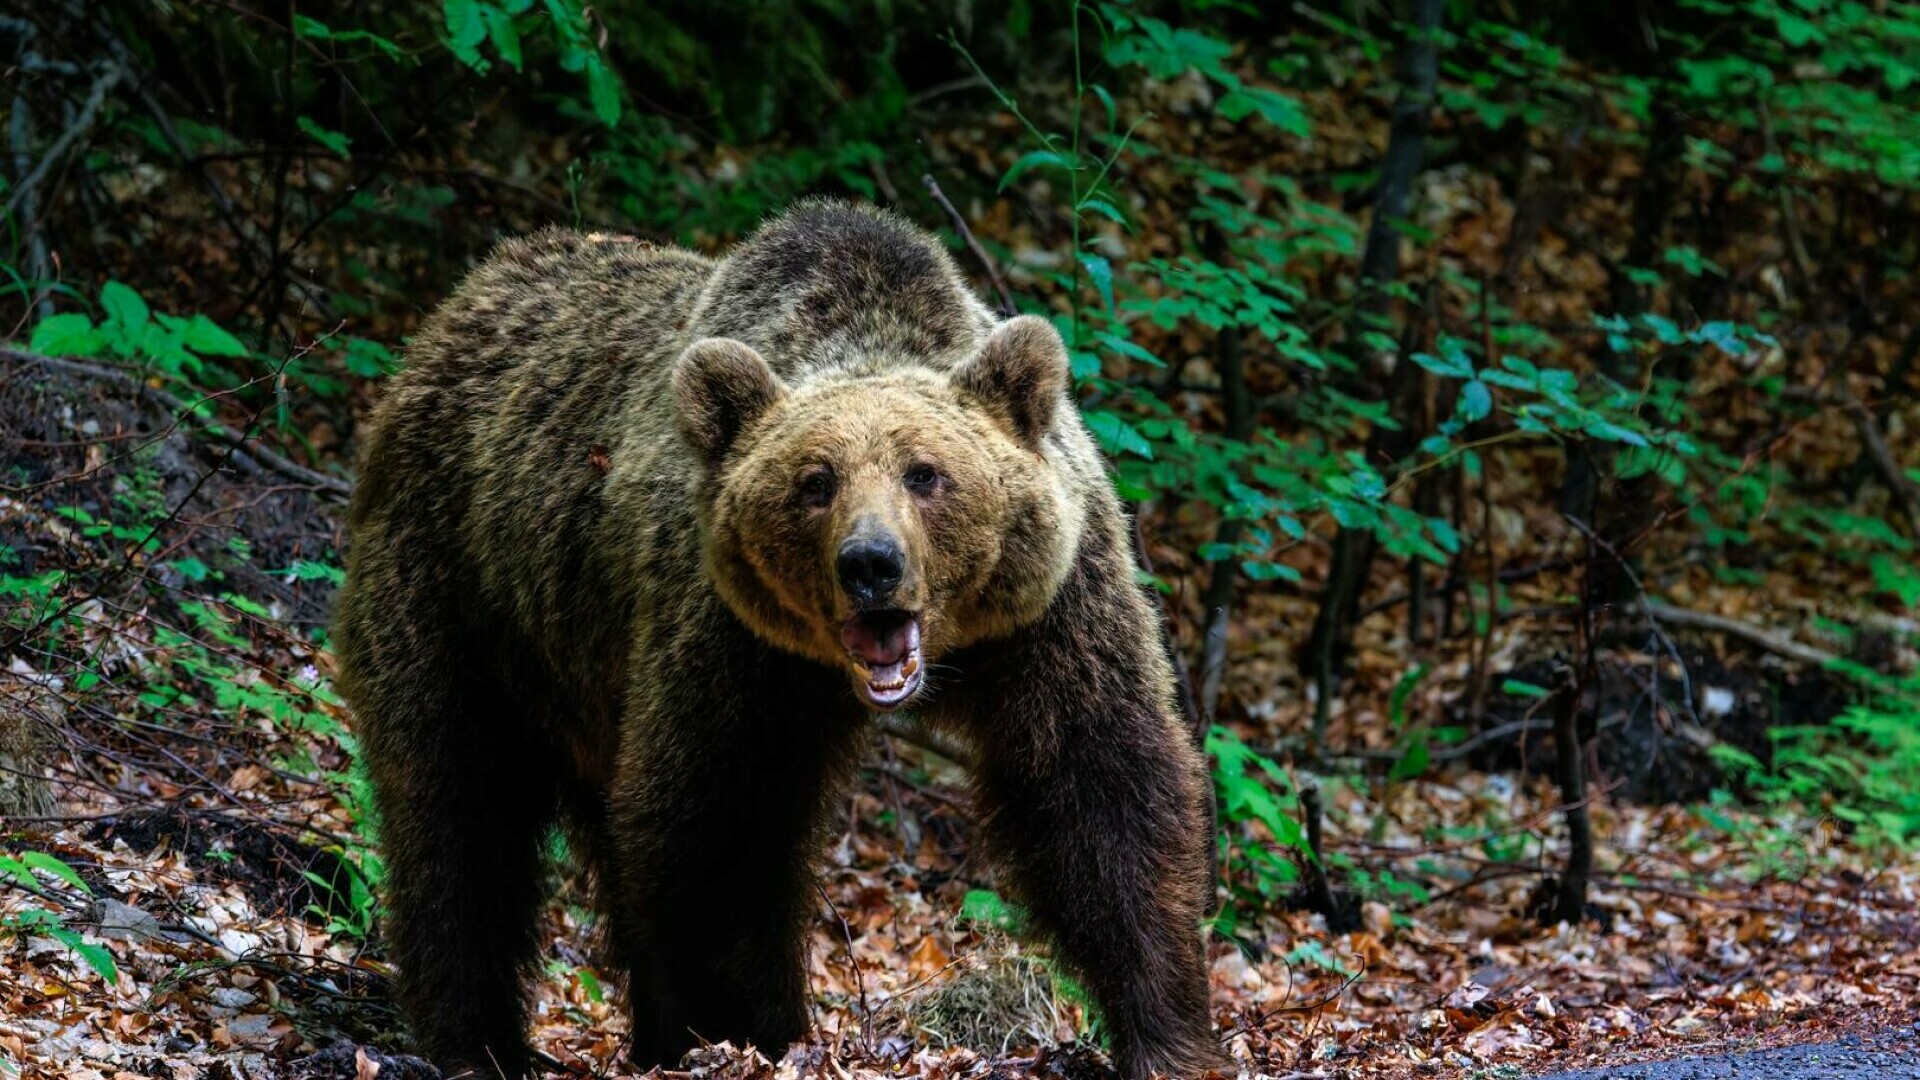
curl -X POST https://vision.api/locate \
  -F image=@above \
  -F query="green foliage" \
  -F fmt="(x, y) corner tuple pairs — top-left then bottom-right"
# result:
(303, 852), (379, 939)
(30, 281), (249, 384)
(442, 0), (622, 125)
(23, 278), (395, 404)
(1712, 668), (1920, 850)
(1207, 726), (1308, 908)
(959, 887), (1027, 934)
(0, 852), (118, 983)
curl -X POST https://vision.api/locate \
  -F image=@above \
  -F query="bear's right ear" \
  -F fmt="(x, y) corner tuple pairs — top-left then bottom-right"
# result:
(674, 338), (788, 464)
(951, 315), (1070, 450)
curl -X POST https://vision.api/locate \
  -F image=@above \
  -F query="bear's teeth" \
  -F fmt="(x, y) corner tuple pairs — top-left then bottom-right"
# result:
(902, 653), (919, 677)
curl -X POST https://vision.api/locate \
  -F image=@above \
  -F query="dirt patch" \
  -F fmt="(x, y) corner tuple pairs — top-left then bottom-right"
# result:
(0, 352), (345, 631)
(285, 1041), (441, 1080)
(1475, 643), (1852, 805)
(87, 808), (358, 922)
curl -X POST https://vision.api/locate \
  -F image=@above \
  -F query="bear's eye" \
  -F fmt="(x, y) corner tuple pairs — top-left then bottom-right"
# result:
(904, 463), (941, 495)
(798, 469), (836, 508)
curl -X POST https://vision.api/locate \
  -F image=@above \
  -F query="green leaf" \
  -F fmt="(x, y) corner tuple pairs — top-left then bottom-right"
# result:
(169, 558), (211, 582)
(585, 57), (621, 126)
(28, 312), (101, 357)
(21, 852), (90, 895)
(443, 0), (489, 68)
(1215, 86), (1310, 137)
(1097, 333), (1164, 368)
(1078, 197), (1130, 228)
(68, 938), (118, 983)
(1389, 734), (1430, 782)
(1870, 552), (1920, 608)
(0, 857), (37, 891)
(482, 4), (523, 70)
(1080, 253), (1115, 312)
(1501, 679), (1553, 699)
(998, 149), (1070, 192)
(1388, 663), (1430, 729)
(1661, 245), (1724, 278)
(1411, 341), (1474, 379)
(960, 888), (1025, 932)
(1084, 410), (1153, 459)
(99, 281), (150, 344)
(1241, 560), (1301, 583)
(1776, 12), (1822, 46)
(296, 116), (352, 158)
(181, 315), (249, 357)
(1585, 417), (1649, 447)
(1091, 83), (1118, 129)
(1457, 380), (1492, 422)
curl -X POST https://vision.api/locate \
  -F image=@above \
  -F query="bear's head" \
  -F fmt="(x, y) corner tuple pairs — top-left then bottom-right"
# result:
(675, 315), (1083, 711)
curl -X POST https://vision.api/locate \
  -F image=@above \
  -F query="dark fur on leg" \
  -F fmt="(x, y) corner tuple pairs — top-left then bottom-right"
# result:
(941, 506), (1224, 1080)
(335, 579), (556, 1074)
(608, 599), (867, 1069)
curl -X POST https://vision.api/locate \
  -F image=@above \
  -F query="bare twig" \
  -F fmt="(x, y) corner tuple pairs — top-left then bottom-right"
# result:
(922, 174), (1018, 317)
(1322, 709), (1624, 765)
(1197, 235), (1250, 727)
(1635, 600), (1846, 671)
(65, 2), (333, 321)
(817, 883), (872, 1048)
(1131, 510), (1202, 742)
(1360, 557), (1576, 619)
(1134, 506), (1222, 915)
(1843, 391), (1920, 534)
(1198, 607), (1230, 727)
(1566, 515), (1699, 728)
(0, 64), (120, 225)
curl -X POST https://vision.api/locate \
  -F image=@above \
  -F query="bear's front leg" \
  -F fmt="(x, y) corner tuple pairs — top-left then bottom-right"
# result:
(946, 523), (1225, 1080)
(604, 607), (868, 1070)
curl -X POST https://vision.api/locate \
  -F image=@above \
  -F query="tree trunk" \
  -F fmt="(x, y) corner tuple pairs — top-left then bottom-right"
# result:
(1550, 672), (1593, 925)
(1307, 0), (1445, 757)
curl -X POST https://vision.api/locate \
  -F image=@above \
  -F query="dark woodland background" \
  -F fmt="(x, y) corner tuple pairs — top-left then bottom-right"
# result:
(1, 1), (1918, 1077)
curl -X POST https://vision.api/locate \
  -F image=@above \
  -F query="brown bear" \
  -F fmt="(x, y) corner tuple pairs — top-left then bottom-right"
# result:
(332, 200), (1221, 1080)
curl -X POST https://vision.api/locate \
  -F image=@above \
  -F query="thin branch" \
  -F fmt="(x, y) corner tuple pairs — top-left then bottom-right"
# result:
(817, 883), (872, 1048)
(922, 174), (1019, 317)
(0, 64), (120, 225)
(1636, 600), (1845, 671)
(1843, 391), (1920, 534)
(1323, 711), (1626, 765)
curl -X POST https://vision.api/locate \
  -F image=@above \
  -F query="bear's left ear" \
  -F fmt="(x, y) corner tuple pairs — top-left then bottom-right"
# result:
(674, 337), (789, 464)
(952, 315), (1069, 450)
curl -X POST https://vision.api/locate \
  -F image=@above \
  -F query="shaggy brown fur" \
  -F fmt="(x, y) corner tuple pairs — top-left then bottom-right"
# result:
(332, 200), (1221, 1080)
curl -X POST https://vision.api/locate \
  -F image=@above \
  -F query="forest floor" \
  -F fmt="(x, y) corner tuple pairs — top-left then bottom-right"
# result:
(5, 354), (1920, 1080)
(1535, 1026), (1920, 1079)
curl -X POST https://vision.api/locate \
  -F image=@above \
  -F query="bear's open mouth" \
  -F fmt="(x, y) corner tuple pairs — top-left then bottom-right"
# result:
(840, 608), (923, 710)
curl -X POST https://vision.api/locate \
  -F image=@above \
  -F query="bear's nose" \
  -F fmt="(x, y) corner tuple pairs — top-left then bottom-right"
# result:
(837, 535), (904, 603)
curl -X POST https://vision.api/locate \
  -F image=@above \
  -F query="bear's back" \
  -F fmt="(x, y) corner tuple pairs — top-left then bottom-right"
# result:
(687, 200), (997, 384)
(345, 230), (717, 687)
(353, 228), (713, 512)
